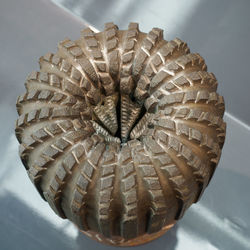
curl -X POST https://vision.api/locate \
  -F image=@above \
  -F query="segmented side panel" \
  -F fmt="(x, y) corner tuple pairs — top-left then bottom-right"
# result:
(97, 142), (119, 237)
(19, 120), (74, 169)
(134, 38), (190, 102)
(43, 123), (95, 217)
(119, 144), (139, 239)
(81, 27), (116, 96)
(71, 136), (106, 230)
(120, 22), (139, 95)
(133, 142), (169, 234)
(120, 23), (142, 142)
(28, 129), (88, 197)
(103, 22), (120, 80)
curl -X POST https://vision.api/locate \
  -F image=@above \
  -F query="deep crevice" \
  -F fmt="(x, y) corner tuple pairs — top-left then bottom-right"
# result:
(114, 93), (121, 140)
(127, 105), (147, 141)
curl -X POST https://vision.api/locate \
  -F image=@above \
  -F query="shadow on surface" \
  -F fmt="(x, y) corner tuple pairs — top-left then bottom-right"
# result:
(76, 223), (178, 250)
(180, 167), (250, 250)
(0, 192), (76, 250)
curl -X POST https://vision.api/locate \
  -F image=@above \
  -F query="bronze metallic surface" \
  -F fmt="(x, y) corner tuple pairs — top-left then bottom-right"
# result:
(15, 22), (226, 246)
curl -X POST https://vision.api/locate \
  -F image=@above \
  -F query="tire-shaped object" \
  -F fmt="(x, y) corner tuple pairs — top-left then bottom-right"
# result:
(15, 22), (226, 246)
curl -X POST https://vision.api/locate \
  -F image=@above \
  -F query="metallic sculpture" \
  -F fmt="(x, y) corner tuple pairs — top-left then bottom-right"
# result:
(15, 22), (226, 246)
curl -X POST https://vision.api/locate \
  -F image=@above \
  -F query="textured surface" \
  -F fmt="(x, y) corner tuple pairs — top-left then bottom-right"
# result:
(1, 0), (250, 249)
(53, 0), (250, 126)
(15, 22), (225, 245)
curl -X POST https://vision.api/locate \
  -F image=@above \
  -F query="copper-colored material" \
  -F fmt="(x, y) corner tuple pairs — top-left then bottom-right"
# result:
(15, 22), (226, 246)
(80, 222), (175, 246)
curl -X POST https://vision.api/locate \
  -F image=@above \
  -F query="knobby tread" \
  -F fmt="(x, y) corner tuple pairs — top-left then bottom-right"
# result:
(148, 53), (207, 94)
(24, 71), (86, 103)
(28, 128), (90, 198)
(58, 38), (103, 105)
(153, 128), (211, 202)
(120, 23), (139, 95)
(39, 53), (83, 86)
(134, 38), (190, 102)
(119, 144), (139, 239)
(19, 120), (75, 169)
(43, 123), (95, 218)
(58, 39), (99, 88)
(96, 142), (119, 238)
(16, 106), (83, 135)
(103, 22), (120, 81)
(133, 27), (164, 79)
(81, 27), (116, 96)
(151, 114), (221, 161)
(17, 89), (80, 115)
(142, 135), (193, 219)
(70, 136), (106, 230)
(133, 142), (169, 234)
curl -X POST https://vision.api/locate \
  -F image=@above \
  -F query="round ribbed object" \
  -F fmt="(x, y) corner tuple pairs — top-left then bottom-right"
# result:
(15, 22), (226, 246)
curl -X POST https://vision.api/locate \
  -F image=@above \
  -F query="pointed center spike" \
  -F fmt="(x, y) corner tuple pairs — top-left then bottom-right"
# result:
(93, 94), (119, 136)
(120, 95), (144, 142)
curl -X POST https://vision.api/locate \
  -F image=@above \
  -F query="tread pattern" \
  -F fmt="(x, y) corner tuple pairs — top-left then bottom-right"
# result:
(71, 139), (106, 230)
(39, 53), (82, 86)
(58, 38), (102, 105)
(120, 22), (139, 95)
(143, 135), (193, 219)
(133, 141), (168, 234)
(119, 23), (141, 142)
(18, 120), (75, 168)
(81, 27), (116, 96)
(134, 38), (190, 102)
(119, 144), (139, 239)
(132, 27), (164, 104)
(27, 128), (89, 184)
(15, 22), (226, 245)
(25, 71), (84, 98)
(43, 122), (95, 217)
(103, 22), (120, 81)
(97, 142), (119, 237)
(153, 128), (210, 203)
(133, 27), (164, 79)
